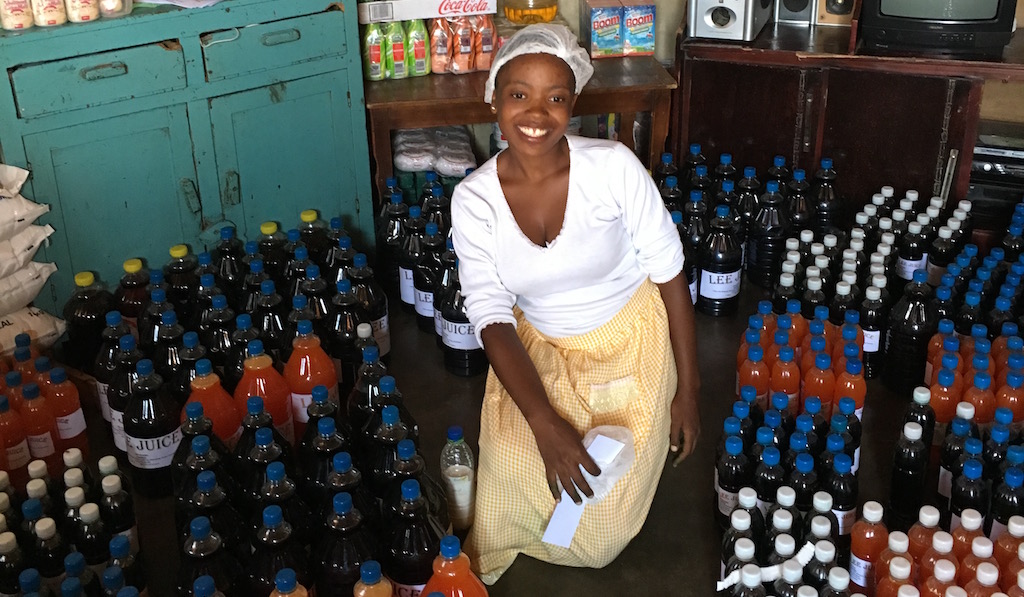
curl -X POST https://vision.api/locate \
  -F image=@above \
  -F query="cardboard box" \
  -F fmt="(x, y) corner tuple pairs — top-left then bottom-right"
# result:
(620, 0), (654, 56)
(358, 0), (496, 25)
(579, 0), (623, 58)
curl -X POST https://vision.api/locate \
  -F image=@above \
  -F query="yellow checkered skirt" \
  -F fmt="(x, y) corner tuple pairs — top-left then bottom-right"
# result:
(466, 278), (678, 584)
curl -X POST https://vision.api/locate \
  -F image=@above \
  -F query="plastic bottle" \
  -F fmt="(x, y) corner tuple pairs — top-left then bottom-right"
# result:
(353, 560), (392, 597)
(348, 254), (391, 359)
(747, 181), (791, 289)
(438, 425), (476, 533)
(966, 373), (997, 429)
(98, 474), (136, 557)
(298, 416), (348, 508)
(754, 447), (785, 517)
(995, 516), (1024, 581)
(890, 422), (929, 531)
(234, 340), (294, 446)
(384, 480), (445, 596)
(170, 331), (207, 408)
(123, 358), (182, 498)
(62, 272), (114, 374)
(223, 314), (260, 394)
(806, 540), (838, 590)
(73, 503), (110, 577)
(698, 205), (744, 316)
(920, 530), (959, 586)
(109, 335), (144, 463)
(162, 245), (199, 327)
(440, 260), (488, 377)
(960, 537), (999, 587)
(989, 467), (1024, 540)
(245, 505), (309, 595)
(420, 535), (487, 596)
(257, 461), (316, 549)
(827, 453), (858, 562)
(765, 509), (795, 562)
(771, 347), (801, 404)
(252, 280), (288, 361)
(849, 500), (889, 594)
(308, 492), (376, 596)
(1007, 567), (1024, 597)
(0, 531), (22, 597)
(964, 561), (1001, 596)
(738, 346), (771, 410)
(20, 383), (60, 474)
(788, 452), (819, 523)
(910, 506), (942, 564)
(810, 158), (839, 238)
(921, 558), (957, 597)
(876, 531), (913, 589)
(805, 353), (837, 419)
(884, 270), (938, 395)
(177, 516), (244, 596)
(33, 517), (70, 593)
(954, 508), (986, 561)
(951, 459), (989, 531)
(821, 567), (852, 597)
(185, 360), (243, 449)
(284, 321), (339, 440)
(151, 308), (185, 387)
(717, 436), (751, 528)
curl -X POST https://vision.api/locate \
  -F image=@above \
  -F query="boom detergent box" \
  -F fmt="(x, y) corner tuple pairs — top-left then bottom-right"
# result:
(579, 0), (623, 58)
(620, 0), (655, 56)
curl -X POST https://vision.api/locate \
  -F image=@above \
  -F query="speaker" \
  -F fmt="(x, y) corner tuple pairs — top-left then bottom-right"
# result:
(813, 0), (854, 26)
(775, 0), (812, 24)
(687, 0), (775, 41)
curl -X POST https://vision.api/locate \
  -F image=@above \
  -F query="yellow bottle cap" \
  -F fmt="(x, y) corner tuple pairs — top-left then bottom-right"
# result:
(74, 272), (95, 287)
(260, 222), (278, 235)
(169, 245), (188, 259)
(300, 210), (318, 223)
(122, 258), (143, 274)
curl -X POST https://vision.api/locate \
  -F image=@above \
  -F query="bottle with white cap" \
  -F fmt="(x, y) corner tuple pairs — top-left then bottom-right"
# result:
(736, 487), (767, 553)
(723, 537), (757, 580)
(805, 515), (835, 549)
(773, 559), (804, 597)
(964, 561), (999, 596)
(877, 555), (913, 596)
(959, 536), (998, 587)
(768, 533), (796, 567)
(849, 501), (887, 594)
(805, 540), (838, 591)
(859, 285), (889, 380)
(811, 491), (842, 549)
(953, 508), (986, 561)
(27, 459), (61, 509)
(1007, 566), (1024, 597)
(73, 503), (109, 577)
(908, 506), (942, 563)
(890, 422), (928, 529)
(769, 486), (805, 542)
(765, 509), (795, 558)
(62, 449), (97, 503)
(33, 516), (69, 593)
(99, 475), (138, 556)
(722, 510), (754, 579)
(735, 563), (766, 597)
(0, 531), (23, 595)
(922, 558), (958, 597)
(944, 587), (968, 597)
(896, 585), (920, 597)
(821, 567), (851, 597)
(61, 486), (85, 540)
(994, 515), (1024, 575)
(904, 387), (937, 459)
(26, 478), (54, 522)
(797, 586), (819, 597)
(920, 531), (956, 583)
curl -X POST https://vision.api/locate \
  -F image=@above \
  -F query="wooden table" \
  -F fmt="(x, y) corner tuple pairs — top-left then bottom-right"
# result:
(364, 56), (677, 198)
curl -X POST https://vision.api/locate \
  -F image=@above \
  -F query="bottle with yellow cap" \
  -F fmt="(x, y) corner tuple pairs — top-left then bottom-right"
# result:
(62, 272), (114, 374)
(164, 245), (200, 326)
(258, 223), (289, 285)
(297, 210), (330, 266)
(114, 259), (149, 333)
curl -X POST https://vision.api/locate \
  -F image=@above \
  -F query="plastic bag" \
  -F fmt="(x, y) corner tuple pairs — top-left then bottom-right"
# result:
(0, 225), (54, 279)
(0, 195), (50, 242)
(579, 425), (636, 505)
(0, 261), (57, 316)
(0, 164), (29, 198)
(435, 150), (477, 177)
(394, 149), (436, 173)
(0, 306), (65, 358)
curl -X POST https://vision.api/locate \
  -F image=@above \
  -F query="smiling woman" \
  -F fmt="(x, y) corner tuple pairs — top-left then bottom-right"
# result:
(450, 24), (702, 585)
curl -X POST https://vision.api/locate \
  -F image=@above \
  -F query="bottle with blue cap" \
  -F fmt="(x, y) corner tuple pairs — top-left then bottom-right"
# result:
(139, 287), (172, 355)
(101, 564), (125, 595)
(180, 469), (248, 563)
(223, 313), (260, 393)
(412, 222), (446, 333)
(346, 253), (391, 359)
(192, 273), (222, 330)
(810, 157), (838, 238)
(652, 151), (677, 189)
(731, 164), (758, 231)
(883, 267), (938, 395)
(729, 403), (753, 452)
(242, 259), (272, 316)
(356, 376), (419, 460)
(825, 452), (857, 561)
(347, 346), (390, 439)
(353, 560), (393, 596)
(984, 423), (1011, 483)
(766, 155), (790, 191)
(245, 505), (309, 595)
(174, 433), (237, 526)
(754, 447), (784, 516)
(695, 204), (743, 317)
(235, 339), (294, 446)
(420, 534), (487, 596)
(199, 295), (236, 374)
(284, 320), (340, 441)
(952, 457), (989, 531)
(197, 252), (218, 282)
(64, 549), (101, 595)
(94, 311), (133, 423)
(324, 452), (380, 532)
(397, 206), (428, 312)
(212, 226), (245, 303)
(0, 531), (23, 595)
(783, 169), (810, 231)
(299, 265), (332, 328)
(282, 229), (307, 270)
(747, 179), (791, 290)
(280, 295), (316, 364)
(123, 358), (181, 498)
(243, 428), (293, 505)
(366, 405), (410, 499)
(62, 271), (115, 374)
(421, 185), (451, 238)
(384, 480), (445, 595)
(787, 452), (818, 521)
(297, 384), (345, 467)
(987, 464), (1024, 540)
(439, 258), (488, 377)
(440, 425), (476, 532)
(749, 426), (775, 468)
(284, 245), (313, 300)
(310, 491), (377, 596)
(176, 515), (244, 596)
(192, 574), (226, 597)
(184, 360), (243, 454)
(378, 191), (409, 289)
(256, 462), (317, 548)
(782, 429), (809, 477)
(152, 308), (185, 386)
(297, 415), (348, 508)
(683, 189), (709, 254)
(326, 278), (371, 399)
(689, 164), (713, 204)
(268, 567), (308, 597)
(323, 233), (358, 288)
(253, 279), (288, 362)
(715, 435), (751, 530)
(170, 331), (209, 407)
(389, 439), (449, 531)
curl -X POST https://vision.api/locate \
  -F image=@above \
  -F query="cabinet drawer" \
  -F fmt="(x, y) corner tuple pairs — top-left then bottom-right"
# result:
(201, 10), (347, 82)
(10, 42), (186, 119)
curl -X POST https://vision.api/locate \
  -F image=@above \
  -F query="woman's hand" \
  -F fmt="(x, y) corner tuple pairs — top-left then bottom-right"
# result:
(530, 410), (602, 505)
(670, 388), (701, 466)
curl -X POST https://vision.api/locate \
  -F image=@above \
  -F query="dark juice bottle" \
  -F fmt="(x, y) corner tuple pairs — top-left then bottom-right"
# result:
(223, 314), (259, 394)
(173, 435), (236, 526)
(0, 531), (23, 596)
(108, 535), (146, 594)
(181, 470), (248, 563)
(257, 462), (317, 549)
(384, 480), (445, 596)
(299, 266), (332, 336)
(951, 459), (989, 530)
(347, 254), (391, 361)
(73, 503), (110, 577)
(698, 205), (743, 316)
(245, 505), (310, 596)
(786, 170), (812, 231)
(176, 516), (244, 596)
(311, 492), (377, 597)
(346, 347), (388, 437)
(753, 447), (784, 515)
(99, 475), (137, 556)
(827, 453), (858, 565)
(327, 279), (370, 399)
(107, 335), (142, 463)
(123, 359), (183, 499)
(858, 287), (891, 377)
(883, 269), (938, 395)
(164, 245), (200, 327)
(716, 436), (751, 530)
(298, 417), (348, 509)
(62, 272), (114, 374)
(747, 181), (791, 289)
(412, 222), (444, 333)
(652, 152), (677, 188)
(988, 466), (1024, 539)
(253, 280), (287, 362)
(366, 406), (408, 499)
(212, 226), (245, 307)
(152, 309), (185, 390)
(324, 452), (380, 533)
(283, 245), (313, 300)
(396, 206), (426, 312)
(93, 311), (131, 425)
(199, 296), (236, 379)
(387, 439), (449, 532)
(889, 422), (929, 531)
(440, 260), (488, 376)
(114, 259), (149, 335)
(242, 260), (271, 315)
(171, 331), (206, 408)
(811, 158), (839, 238)
(232, 397), (294, 489)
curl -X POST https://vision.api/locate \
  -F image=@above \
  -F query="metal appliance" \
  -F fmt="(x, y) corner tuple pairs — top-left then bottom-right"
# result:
(688, 0), (776, 41)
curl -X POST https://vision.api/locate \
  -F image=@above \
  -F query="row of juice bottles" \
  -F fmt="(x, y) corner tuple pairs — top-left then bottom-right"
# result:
(362, 20), (431, 81)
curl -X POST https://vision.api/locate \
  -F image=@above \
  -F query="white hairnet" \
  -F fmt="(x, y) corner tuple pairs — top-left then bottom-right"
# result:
(484, 24), (595, 104)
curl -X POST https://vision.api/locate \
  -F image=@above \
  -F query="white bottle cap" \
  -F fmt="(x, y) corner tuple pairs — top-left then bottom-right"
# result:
(908, 222), (922, 235)
(882, 186), (895, 198)
(958, 200), (972, 214)
(896, 586), (920, 597)
(781, 559), (803, 583)
(731, 509), (751, 531)
(797, 587), (817, 597)
(972, 536), (994, 558)
(917, 214), (930, 227)
(930, 197), (943, 209)
(63, 468), (83, 489)
(851, 228), (865, 241)
(26, 479), (46, 500)
(787, 238), (800, 252)
(889, 531), (910, 552)
(102, 475), (122, 496)
(814, 491), (833, 513)
(811, 515), (832, 539)
(0, 532), (15, 554)
(824, 234), (837, 248)
(856, 213), (869, 225)
(0, 494), (9, 514)
(787, 250), (802, 264)
(64, 487), (85, 508)
(877, 243), (892, 257)
(815, 255), (829, 270)
(1007, 515), (1024, 538)
(933, 559), (956, 583)
(870, 252), (885, 265)
(872, 274), (888, 289)
(881, 232), (896, 246)
(0, 472), (11, 492)
(79, 503), (100, 524)
(738, 487), (757, 509)
(780, 273), (795, 288)
(900, 199), (914, 212)
(775, 533), (795, 557)
(35, 517), (56, 540)
(920, 505), (940, 527)
(782, 262), (798, 275)
(801, 230), (815, 243)
(1018, 568), (1024, 590)
(954, 208), (968, 222)
(62, 448), (84, 468)
(836, 281), (851, 296)
(961, 508), (983, 531)
(893, 210), (906, 222)
(947, 218), (962, 232)
(98, 456), (119, 476)
(862, 501), (884, 523)
(777, 486), (796, 507)
(879, 217), (893, 231)
(889, 555), (911, 580)
(869, 263), (886, 277)
(773, 509), (793, 531)
(806, 266), (821, 280)
(842, 248), (857, 263)
(828, 567), (850, 590)
(866, 287), (881, 301)
(734, 537), (756, 561)
(937, 226), (952, 239)
(912, 387), (931, 405)
(865, 203), (879, 216)
(945, 587), (967, 597)
(932, 531), (953, 553)
(0, 513), (6, 534)
(807, 277), (823, 291)
(811, 243), (825, 256)
(740, 564), (761, 588)
(906, 190), (920, 201)
(976, 562), (998, 586)
(842, 271), (857, 286)
(357, 323), (373, 339)
(815, 540), (836, 563)
(956, 402), (976, 421)
(27, 461), (47, 480)
(903, 422), (922, 441)
(1018, 541), (1024, 561)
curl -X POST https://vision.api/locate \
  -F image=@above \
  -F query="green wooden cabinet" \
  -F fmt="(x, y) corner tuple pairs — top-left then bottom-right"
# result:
(0, 0), (373, 316)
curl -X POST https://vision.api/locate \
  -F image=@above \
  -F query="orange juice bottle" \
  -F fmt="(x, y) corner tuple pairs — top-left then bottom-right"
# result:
(737, 328), (761, 395)
(739, 345), (770, 410)
(186, 359), (243, 448)
(909, 506), (942, 565)
(814, 305), (836, 348)
(850, 500), (889, 594)
(283, 320), (339, 440)
(1000, 353), (1024, 390)
(960, 537), (998, 587)
(998, 338), (1024, 383)
(921, 558), (958, 597)
(421, 535), (489, 597)
(803, 353), (836, 419)
(771, 346), (801, 403)
(928, 319), (955, 381)
(995, 516), (1024, 584)
(877, 531), (914, 589)
(0, 396), (26, 489)
(933, 351), (965, 392)
(234, 339), (294, 446)
(876, 555), (914, 597)
(353, 561), (393, 597)
(964, 562), (1001, 596)
(964, 373), (997, 427)
(802, 319), (827, 362)
(10, 347), (36, 382)
(3, 372), (24, 412)
(997, 373), (1024, 423)
(802, 335), (827, 377)
(835, 342), (860, 376)
(953, 508), (986, 562)
(19, 383), (61, 474)
(834, 359), (867, 419)
(992, 323), (1019, 363)
(933, 368), (961, 437)
(32, 356), (52, 393)
(962, 324), (989, 366)
(1004, 542), (1024, 594)
(46, 368), (88, 458)
(1008, 568), (1024, 597)
(833, 323), (863, 365)
(740, 314), (763, 349)
(785, 299), (809, 356)
(757, 300), (777, 347)
(766, 330), (789, 373)
(920, 531), (959, 584)
(931, 337), (962, 384)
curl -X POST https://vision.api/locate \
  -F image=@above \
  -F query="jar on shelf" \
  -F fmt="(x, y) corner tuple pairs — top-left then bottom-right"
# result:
(503, 0), (558, 25)
(1, 0), (34, 30)
(98, 0), (130, 18)
(30, 0), (67, 26)
(65, 0), (98, 23)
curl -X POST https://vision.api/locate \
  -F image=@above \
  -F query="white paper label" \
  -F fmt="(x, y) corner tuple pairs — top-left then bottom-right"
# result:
(442, 318), (481, 351)
(111, 409), (126, 452)
(699, 269), (742, 299)
(853, 446), (861, 473)
(991, 519), (1008, 540)
(834, 507), (856, 535)
(291, 393), (313, 424)
(5, 439), (29, 469)
(96, 381), (111, 422)
(689, 279), (698, 304)
(27, 432), (55, 458)
(855, 407), (864, 421)
(434, 309), (443, 337)
(849, 552), (873, 587)
(414, 289), (434, 318)
(443, 464), (475, 530)
(371, 315), (391, 357)
(938, 466), (953, 499)
(126, 426), (183, 470)
(718, 488), (739, 517)
(390, 581), (426, 597)
(863, 330), (880, 353)
(896, 256), (927, 281)
(56, 408), (87, 439)
(927, 261), (946, 286)
(398, 267), (415, 304)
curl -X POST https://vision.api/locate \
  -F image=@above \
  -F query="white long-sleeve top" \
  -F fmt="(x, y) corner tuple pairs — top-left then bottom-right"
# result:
(451, 135), (685, 342)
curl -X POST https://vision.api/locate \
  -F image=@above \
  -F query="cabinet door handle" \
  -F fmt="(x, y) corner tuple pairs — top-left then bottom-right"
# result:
(223, 170), (240, 206)
(261, 29), (301, 47)
(179, 179), (202, 214)
(81, 62), (128, 81)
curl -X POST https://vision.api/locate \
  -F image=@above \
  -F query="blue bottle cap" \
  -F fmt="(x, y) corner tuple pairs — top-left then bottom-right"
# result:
(975, 372), (992, 390)
(831, 415), (848, 434)
(382, 405), (399, 425)
(913, 270), (928, 283)
(402, 479), (421, 500)
(689, 143), (701, 155)
(979, 268), (993, 282)
(50, 367), (67, 384)
(193, 575), (216, 597)
(389, 192), (403, 205)
(844, 310), (860, 325)
(965, 292), (982, 308)
(334, 492), (353, 515)
(245, 241), (260, 256)
(811, 336), (826, 352)
(425, 171), (438, 181)
(1012, 354), (1024, 370)
(758, 300), (773, 315)
(821, 157), (833, 169)
(247, 339), (264, 357)
(397, 439), (416, 460)
(297, 320), (313, 335)
(715, 206), (730, 218)
(379, 376), (396, 394)
(732, 401), (749, 420)
(61, 577), (82, 597)
(826, 433), (845, 453)
(109, 535), (130, 558)
(661, 153), (673, 164)
(446, 425), (466, 443)
(190, 516), (212, 540)
(969, 279), (984, 294)
(194, 359), (213, 377)
(200, 273), (215, 288)
(833, 453), (852, 475)
(938, 319), (955, 335)
(765, 410), (782, 429)
(842, 326), (857, 342)
(311, 385), (328, 404)
(255, 427), (274, 446)
(756, 427), (774, 446)
(64, 551), (85, 576)
(274, 569), (298, 594)
(363, 345), (379, 363)
(766, 181), (780, 194)
(196, 470), (216, 492)
(1010, 446), (1024, 467)
(777, 316), (792, 332)
(795, 452), (814, 474)
(105, 311), (122, 327)
(844, 344), (859, 360)
(796, 415), (813, 434)
(997, 296), (1012, 312)
(22, 383), (38, 400)
(160, 310), (177, 326)
(695, 165), (708, 177)
(211, 295), (228, 310)
(21, 498), (41, 520)
(725, 435), (745, 456)
(671, 211), (683, 225)
(439, 535), (462, 560)
(292, 295), (308, 310)
(720, 153), (732, 165)
(963, 458), (983, 480)
(996, 407), (1014, 426)
(689, 190), (702, 202)
(19, 569), (41, 592)
(992, 425), (1010, 444)
(183, 331), (199, 349)
(838, 397), (855, 416)
(118, 334), (135, 352)
(260, 279), (276, 295)
(789, 432), (807, 452)
(774, 331), (789, 346)
(745, 330), (760, 345)
(938, 369), (955, 387)
(748, 345), (763, 362)
(333, 452), (352, 473)
(966, 438), (983, 456)
(360, 561), (382, 585)
(263, 504), (283, 527)
(793, 169), (806, 181)
(250, 259), (265, 274)
(741, 385), (757, 404)
(951, 417), (970, 437)
(353, 253), (368, 269)
(1006, 467), (1024, 489)
(336, 279), (352, 294)
(815, 353), (831, 370)
(191, 435), (210, 456)
(425, 222), (440, 237)
(724, 417), (742, 436)
(318, 417), (336, 436)
(409, 206), (422, 219)
(774, 155), (786, 167)
(307, 264), (321, 280)
(810, 320), (825, 336)
(722, 180), (736, 193)
(1002, 285), (1016, 299)
(247, 396), (264, 414)
(236, 313), (252, 330)
(805, 396), (822, 415)
(771, 394), (789, 411)
(151, 288), (166, 303)
(943, 337), (959, 352)
(102, 566), (124, 591)
(787, 299), (801, 314)
(1010, 373), (1024, 388)
(287, 229), (301, 242)
(846, 359), (863, 376)
(136, 359), (154, 376)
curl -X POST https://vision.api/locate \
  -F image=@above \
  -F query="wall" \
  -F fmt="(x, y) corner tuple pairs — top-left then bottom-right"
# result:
(983, 1), (1024, 124)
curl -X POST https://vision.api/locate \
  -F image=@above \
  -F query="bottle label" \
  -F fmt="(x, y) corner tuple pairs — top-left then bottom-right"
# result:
(56, 408), (87, 439)
(414, 288), (434, 318)
(443, 464), (475, 531)
(896, 256), (927, 281)
(938, 466), (953, 499)
(5, 439), (29, 469)
(849, 553), (873, 587)
(96, 381), (111, 421)
(442, 317), (481, 351)
(854, 406), (863, 421)
(717, 487), (738, 517)
(833, 507), (856, 535)
(863, 329), (881, 353)
(111, 409), (127, 452)
(390, 580), (425, 597)
(371, 315), (391, 357)
(688, 278), (698, 304)
(991, 519), (1008, 540)
(291, 393), (313, 423)
(434, 308), (443, 337)
(27, 431), (55, 458)
(398, 267), (415, 304)
(853, 446), (861, 473)
(927, 261), (946, 286)
(699, 269), (741, 300)
(126, 426), (183, 470)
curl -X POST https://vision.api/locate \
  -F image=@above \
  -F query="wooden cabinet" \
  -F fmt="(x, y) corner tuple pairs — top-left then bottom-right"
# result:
(0, 0), (373, 315)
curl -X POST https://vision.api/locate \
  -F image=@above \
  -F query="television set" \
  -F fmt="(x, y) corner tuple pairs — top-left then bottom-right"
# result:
(859, 0), (1019, 57)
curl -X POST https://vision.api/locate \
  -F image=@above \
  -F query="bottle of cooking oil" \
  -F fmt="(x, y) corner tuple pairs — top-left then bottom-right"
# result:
(503, 0), (557, 25)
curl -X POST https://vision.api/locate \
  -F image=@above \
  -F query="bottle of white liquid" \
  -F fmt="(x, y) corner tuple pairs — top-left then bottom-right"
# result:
(440, 425), (475, 531)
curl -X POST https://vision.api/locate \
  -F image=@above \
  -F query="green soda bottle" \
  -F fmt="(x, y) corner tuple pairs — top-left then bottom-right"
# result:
(362, 23), (385, 81)
(405, 19), (430, 77)
(383, 20), (407, 80)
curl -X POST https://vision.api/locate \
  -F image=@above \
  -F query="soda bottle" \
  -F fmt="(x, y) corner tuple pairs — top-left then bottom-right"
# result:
(243, 260), (272, 316)
(388, 439), (448, 531)
(804, 353), (837, 418)
(253, 280), (287, 362)
(651, 152), (678, 189)
(232, 397), (294, 488)
(151, 309), (185, 389)
(44, 369), (88, 459)
(177, 516), (244, 596)
(884, 270), (938, 395)
(439, 261), (487, 377)
(123, 358), (182, 498)
(725, 537), (757, 582)
(954, 508), (986, 561)
(284, 321), (339, 440)
(384, 480), (444, 595)
(234, 340), (294, 445)
(170, 331), (207, 408)
(724, 511), (756, 574)
(193, 274), (222, 332)
(323, 234), (357, 289)
(62, 272), (115, 374)
(440, 426), (475, 532)
(174, 435), (236, 525)
(185, 360), (243, 448)
(952, 459), (990, 531)
(964, 561), (1001, 595)
(348, 254), (391, 360)
(223, 314), (259, 394)
(805, 540), (838, 591)
(849, 500), (889, 594)
(33, 517), (70, 593)
(325, 281), (368, 400)
(347, 346), (388, 440)
(739, 347), (770, 410)
(717, 436), (751, 529)
(283, 246), (313, 300)
(309, 492), (376, 597)
(72, 503), (110, 577)
(20, 383), (60, 473)
(245, 505), (310, 596)
(890, 422), (929, 531)
(353, 561), (392, 597)
(989, 467), (1024, 539)
(324, 452), (379, 532)
(162, 245), (199, 326)
(420, 535), (487, 596)
(365, 405), (408, 499)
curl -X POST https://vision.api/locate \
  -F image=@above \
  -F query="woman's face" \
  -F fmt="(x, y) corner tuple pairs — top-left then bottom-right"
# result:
(493, 53), (576, 159)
